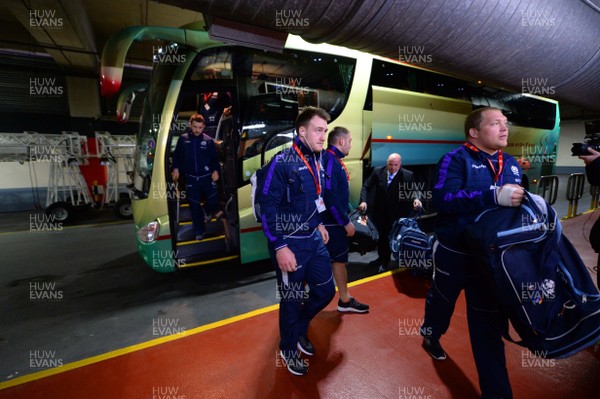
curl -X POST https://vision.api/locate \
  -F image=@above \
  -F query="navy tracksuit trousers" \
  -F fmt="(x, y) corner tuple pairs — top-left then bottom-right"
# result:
(186, 174), (218, 236)
(422, 242), (513, 399)
(269, 230), (335, 355)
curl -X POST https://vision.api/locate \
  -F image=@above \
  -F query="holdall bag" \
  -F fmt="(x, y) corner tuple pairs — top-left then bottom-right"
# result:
(348, 208), (379, 255)
(467, 191), (600, 359)
(389, 210), (435, 278)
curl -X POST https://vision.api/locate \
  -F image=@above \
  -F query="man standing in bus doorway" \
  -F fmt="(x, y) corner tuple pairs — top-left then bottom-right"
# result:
(259, 107), (335, 376)
(359, 153), (422, 271)
(420, 107), (524, 399)
(322, 126), (369, 313)
(171, 114), (220, 240)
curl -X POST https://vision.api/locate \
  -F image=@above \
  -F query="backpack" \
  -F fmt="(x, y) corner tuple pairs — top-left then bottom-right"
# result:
(250, 153), (282, 223)
(466, 192), (600, 359)
(348, 209), (379, 255)
(389, 214), (435, 278)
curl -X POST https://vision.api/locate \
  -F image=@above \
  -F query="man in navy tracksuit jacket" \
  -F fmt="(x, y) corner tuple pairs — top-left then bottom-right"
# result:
(420, 107), (525, 399)
(260, 107), (335, 376)
(171, 114), (221, 239)
(322, 127), (369, 313)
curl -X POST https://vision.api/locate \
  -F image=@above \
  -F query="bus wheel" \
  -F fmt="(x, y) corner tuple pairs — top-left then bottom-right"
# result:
(114, 197), (133, 219)
(46, 202), (72, 223)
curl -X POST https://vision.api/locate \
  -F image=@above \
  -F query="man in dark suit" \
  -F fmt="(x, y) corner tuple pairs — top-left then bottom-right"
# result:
(359, 153), (422, 270)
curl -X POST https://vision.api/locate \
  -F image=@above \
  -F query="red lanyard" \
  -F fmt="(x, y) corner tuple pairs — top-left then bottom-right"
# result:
(326, 148), (350, 182)
(464, 142), (504, 184)
(293, 143), (321, 195)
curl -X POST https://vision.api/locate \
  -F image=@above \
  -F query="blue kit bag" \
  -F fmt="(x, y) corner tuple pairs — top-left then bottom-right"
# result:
(389, 211), (435, 278)
(467, 192), (600, 359)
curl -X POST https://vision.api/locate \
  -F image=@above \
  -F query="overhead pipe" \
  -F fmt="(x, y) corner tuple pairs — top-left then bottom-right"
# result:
(157, 0), (600, 112)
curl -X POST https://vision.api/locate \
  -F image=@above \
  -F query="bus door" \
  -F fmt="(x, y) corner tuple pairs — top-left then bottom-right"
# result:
(168, 82), (241, 267)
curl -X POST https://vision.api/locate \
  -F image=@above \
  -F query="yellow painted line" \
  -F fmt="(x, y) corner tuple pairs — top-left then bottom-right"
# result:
(177, 235), (225, 246)
(178, 255), (239, 268)
(0, 303), (279, 391)
(0, 265), (396, 391)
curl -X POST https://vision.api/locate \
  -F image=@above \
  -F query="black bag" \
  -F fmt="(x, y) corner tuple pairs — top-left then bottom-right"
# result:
(467, 192), (600, 359)
(348, 209), (379, 255)
(389, 214), (435, 278)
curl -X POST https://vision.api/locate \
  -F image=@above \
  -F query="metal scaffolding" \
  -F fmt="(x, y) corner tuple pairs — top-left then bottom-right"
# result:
(0, 131), (92, 208)
(94, 131), (136, 206)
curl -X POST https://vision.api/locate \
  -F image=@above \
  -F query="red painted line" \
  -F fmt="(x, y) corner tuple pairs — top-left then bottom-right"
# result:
(156, 234), (172, 241)
(372, 138), (464, 144)
(240, 226), (263, 234)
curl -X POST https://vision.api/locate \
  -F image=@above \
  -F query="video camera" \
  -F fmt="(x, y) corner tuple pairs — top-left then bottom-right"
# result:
(571, 132), (600, 156)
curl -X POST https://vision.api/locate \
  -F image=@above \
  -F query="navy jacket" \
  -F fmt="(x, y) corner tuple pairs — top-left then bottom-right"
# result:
(260, 138), (324, 250)
(322, 145), (350, 227)
(432, 143), (522, 250)
(172, 132), (220, 177)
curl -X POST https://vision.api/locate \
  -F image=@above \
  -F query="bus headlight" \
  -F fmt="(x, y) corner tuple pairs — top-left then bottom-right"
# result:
(137, 221), (159, 243)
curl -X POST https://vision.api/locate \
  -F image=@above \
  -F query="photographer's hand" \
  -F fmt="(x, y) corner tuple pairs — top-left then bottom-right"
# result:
(579, 147), (600, 165)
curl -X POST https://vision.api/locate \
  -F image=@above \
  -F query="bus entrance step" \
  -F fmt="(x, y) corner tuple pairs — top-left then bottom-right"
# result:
(175, 253), (240, 269)
(176, 220), (224, 241)
(175, 235), (228, 258)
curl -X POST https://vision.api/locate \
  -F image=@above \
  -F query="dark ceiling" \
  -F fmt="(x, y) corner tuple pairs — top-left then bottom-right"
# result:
(0, 0), (599, 120)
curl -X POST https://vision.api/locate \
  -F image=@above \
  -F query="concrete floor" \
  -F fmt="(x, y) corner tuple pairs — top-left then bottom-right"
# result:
(0, 209), (380, 384)
(0, 176), (597, 397)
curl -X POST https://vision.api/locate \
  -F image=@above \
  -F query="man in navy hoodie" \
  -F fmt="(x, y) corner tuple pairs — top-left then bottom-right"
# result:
(259, 107), (335, 376)
(420, 107), (524, 399)
(322, 126), (369, 313)
(171, 114), (221, 240)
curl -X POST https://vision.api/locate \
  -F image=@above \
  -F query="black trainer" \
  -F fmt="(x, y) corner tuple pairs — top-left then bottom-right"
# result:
(279, 350), (308, 376)
(422, 338), (447, 360)
(338, 297), (370, 313)
(297, 336), (315, 356)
